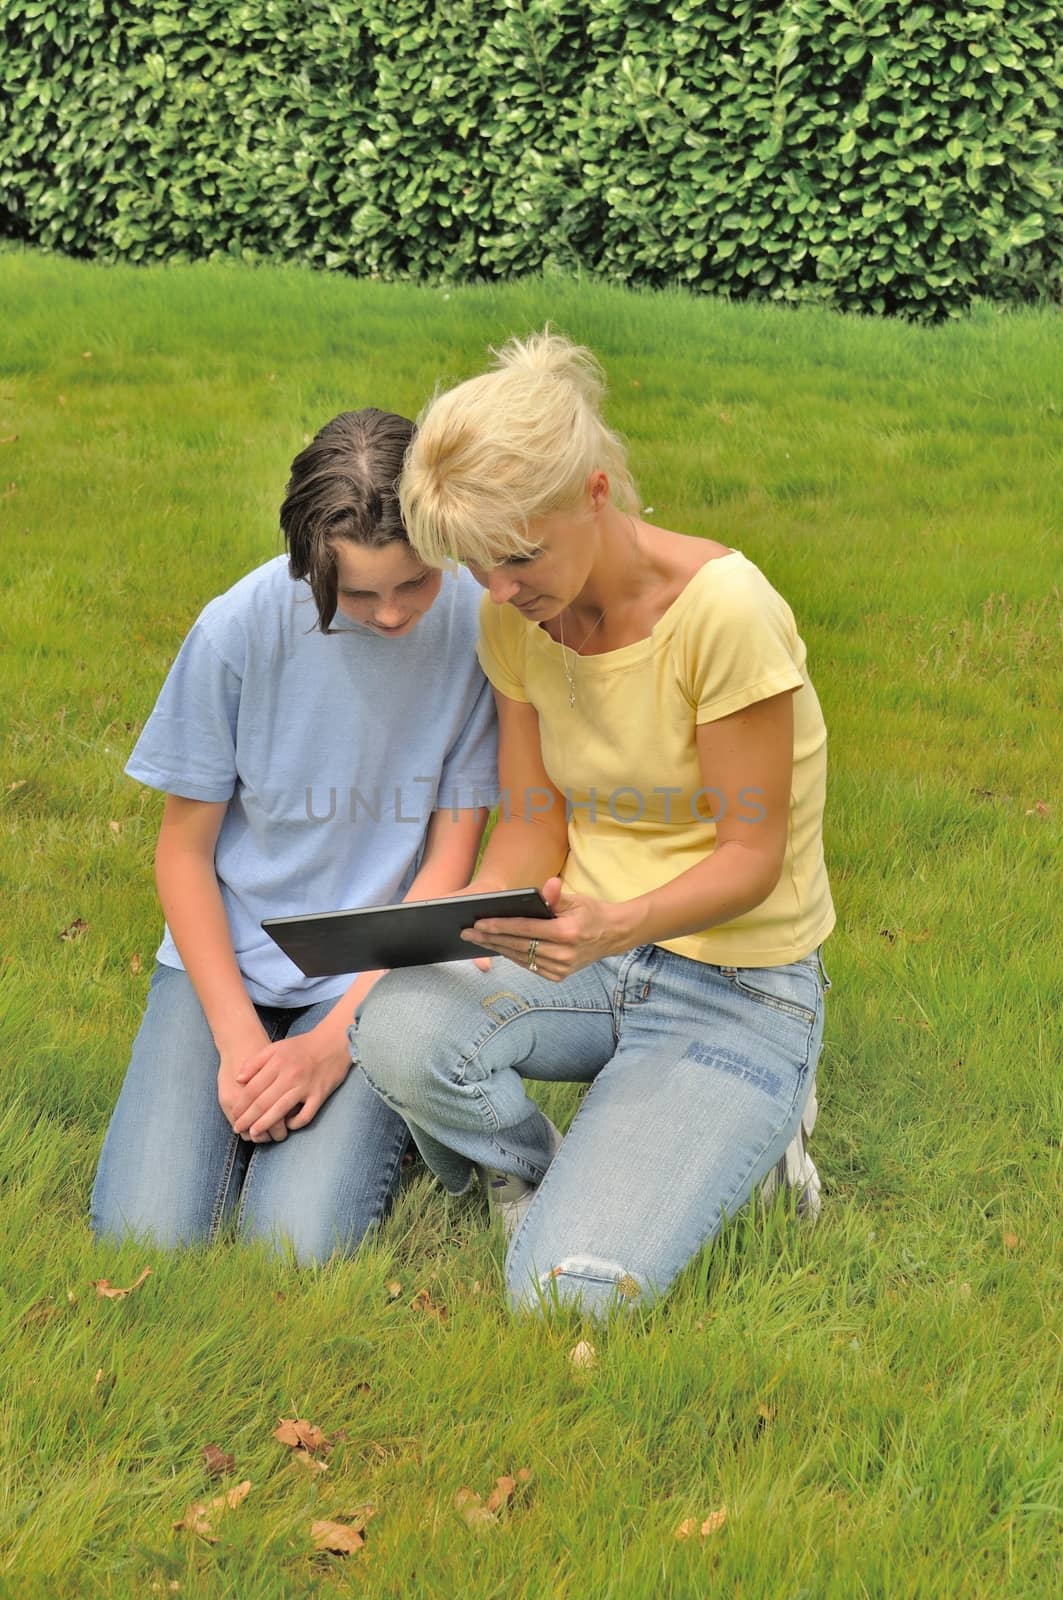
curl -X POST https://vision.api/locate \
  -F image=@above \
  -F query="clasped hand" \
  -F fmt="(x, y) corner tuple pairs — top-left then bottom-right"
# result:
(460, 876), (628, 982)
(228, 1030), (352, 1142)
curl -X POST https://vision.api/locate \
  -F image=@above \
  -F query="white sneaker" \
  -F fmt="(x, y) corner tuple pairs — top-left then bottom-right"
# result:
(479, 1117), (564, 1240)
(761, 1078), (822, 1222)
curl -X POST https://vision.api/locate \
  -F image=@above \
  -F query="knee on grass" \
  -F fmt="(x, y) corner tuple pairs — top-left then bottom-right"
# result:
(506, 1252), (657, 1318)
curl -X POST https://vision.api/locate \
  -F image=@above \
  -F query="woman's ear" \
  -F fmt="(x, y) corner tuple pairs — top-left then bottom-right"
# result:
(588, 469), (610, 510)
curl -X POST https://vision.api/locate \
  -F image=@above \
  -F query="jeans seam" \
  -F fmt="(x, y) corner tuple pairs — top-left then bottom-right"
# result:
(209, 1134), (244, 1243)
(366, 1117), (410, 1232)
(701, 1022), (815, 1241)
(611, 945), (653, 1021)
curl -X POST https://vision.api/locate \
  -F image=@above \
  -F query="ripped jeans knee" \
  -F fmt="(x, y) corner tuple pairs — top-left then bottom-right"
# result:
(506, 1251), (656, 1318)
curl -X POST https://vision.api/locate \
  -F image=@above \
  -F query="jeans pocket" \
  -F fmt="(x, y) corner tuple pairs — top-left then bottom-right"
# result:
(724, 962), (820, 1026)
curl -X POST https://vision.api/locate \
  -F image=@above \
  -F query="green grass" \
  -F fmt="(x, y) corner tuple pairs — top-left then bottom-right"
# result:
(1, 250), (1061, 1598)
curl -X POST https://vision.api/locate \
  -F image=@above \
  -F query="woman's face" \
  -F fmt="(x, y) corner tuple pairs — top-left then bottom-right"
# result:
(466, 503), (599, 621)
(332, 540), (442, 636)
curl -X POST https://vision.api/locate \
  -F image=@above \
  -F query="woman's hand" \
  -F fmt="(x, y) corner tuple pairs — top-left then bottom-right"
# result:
(460, 876), (634, 981)
(231, 1028), (353, 1141)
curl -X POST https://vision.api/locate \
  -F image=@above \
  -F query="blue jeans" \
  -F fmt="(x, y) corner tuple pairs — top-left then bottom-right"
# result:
(353, 944), (828, 1315)
(91, 963), (409, 1264)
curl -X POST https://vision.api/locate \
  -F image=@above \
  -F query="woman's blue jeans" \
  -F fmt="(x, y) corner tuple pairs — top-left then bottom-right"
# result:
(353, 943), (828, 1315)
(91, 963), (409, 1264)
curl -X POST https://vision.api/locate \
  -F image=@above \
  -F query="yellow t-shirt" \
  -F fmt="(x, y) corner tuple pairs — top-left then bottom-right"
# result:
(476, 550), (835, 968)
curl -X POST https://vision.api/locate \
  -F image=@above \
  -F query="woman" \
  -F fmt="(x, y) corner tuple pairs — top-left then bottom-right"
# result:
(349, 332), (834, 1316)
(91, 409), (497, 1264)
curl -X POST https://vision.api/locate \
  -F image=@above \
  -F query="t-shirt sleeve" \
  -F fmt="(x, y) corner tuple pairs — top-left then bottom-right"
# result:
(435, 673), (500, 812)
(679, 564), (805, 724)
(475, 593), (530, 703)
(124, 618), (243, 801)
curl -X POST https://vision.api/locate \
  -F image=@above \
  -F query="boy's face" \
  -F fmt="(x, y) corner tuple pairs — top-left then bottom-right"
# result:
(331, 541), (443, 637)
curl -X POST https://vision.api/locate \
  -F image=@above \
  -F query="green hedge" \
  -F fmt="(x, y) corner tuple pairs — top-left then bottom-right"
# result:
(1, 0), (1059, 319)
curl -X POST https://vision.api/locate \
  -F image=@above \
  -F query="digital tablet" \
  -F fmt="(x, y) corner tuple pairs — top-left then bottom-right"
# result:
(262, 887), (554, 977)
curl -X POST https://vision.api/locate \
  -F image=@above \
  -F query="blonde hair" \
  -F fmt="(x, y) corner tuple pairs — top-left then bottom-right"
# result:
(400, 328), (638, 567)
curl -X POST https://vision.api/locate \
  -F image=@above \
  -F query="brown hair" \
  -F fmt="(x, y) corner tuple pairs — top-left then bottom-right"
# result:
(282, 408), (415, 631)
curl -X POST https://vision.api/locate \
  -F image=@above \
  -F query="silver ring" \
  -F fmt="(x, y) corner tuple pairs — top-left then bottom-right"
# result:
(527, 938), (539, 972)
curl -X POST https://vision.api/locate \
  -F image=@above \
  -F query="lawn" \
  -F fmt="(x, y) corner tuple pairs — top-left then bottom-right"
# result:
(1, 250), (1060, 1598)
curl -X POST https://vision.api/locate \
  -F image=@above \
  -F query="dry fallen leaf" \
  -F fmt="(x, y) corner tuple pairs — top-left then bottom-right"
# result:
(93, 1266), (152, 1300)
(410, 1288), (448, 1321)
(173, 1480), (251, 1539)
(0, 434), (19, 445)
(60, 917), (89, 942)
(386, 1281), (403, 1299)
(1003, 1231), (1020, 1251)
(274, 1418), (330, 1454)
(454, 1471), (532, 1530)
(569, 1340), (597, 1369)
(108, 819), (121, 837)
(676, 1505), (728, 1540)
(454, 1487), (496, 1531)
(291, 1453), (329, 1474)
(6, 779), (27, 793)
(310, 1515), (370, 1554)
(1024, 800), (1050, 817)
(130, 952), (142, 975)
(200, 1444), (235, 1479)
(484, 1475), (517, 1514)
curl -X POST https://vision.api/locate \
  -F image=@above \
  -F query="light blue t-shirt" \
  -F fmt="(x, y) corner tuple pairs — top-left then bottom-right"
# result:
(126, 556), (498, 1006)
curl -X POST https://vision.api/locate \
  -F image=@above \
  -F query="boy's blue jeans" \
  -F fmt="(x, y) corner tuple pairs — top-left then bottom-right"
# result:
(352, 942), (829, 1315)
(91, 963), (408, 1264)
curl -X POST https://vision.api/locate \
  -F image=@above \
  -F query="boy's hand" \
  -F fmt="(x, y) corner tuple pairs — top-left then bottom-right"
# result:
(232, 1029), (352, 1140)
(217, 1022), (289, 1143)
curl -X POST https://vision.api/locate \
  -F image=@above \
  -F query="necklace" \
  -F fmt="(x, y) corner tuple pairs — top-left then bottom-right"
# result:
(557, 608), (606, 708)
(556, 516), (638, 707)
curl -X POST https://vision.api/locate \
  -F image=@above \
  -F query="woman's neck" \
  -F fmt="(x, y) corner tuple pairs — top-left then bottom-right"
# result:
(567, 505), (655, 622)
